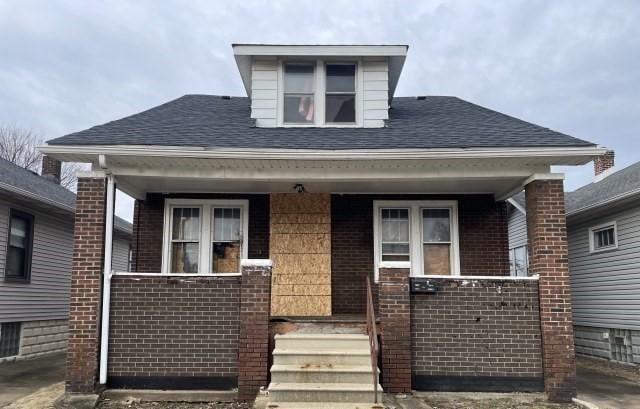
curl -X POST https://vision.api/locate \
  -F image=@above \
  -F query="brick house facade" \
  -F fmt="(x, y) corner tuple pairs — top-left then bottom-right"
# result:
(43, 44), (605, 404)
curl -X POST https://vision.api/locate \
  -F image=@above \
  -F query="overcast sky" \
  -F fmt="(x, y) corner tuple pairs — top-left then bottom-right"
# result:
(1, 0), (639, 221)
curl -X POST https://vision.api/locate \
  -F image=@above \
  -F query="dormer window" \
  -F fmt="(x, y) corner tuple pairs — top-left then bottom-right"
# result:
(279, 59), (360, 127)
(325, 63), (356, 124)
(283, 63), (315, 124)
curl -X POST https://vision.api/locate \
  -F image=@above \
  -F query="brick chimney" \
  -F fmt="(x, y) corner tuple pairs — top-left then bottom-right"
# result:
(594, 150), (615, 177)
(41, 155), (62, 184)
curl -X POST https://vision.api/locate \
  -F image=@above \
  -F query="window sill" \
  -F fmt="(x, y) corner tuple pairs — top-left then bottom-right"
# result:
(589, 246), (619, 254)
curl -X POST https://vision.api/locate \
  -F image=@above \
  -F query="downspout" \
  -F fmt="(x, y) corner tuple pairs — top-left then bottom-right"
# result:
(99, 174), (115, 384)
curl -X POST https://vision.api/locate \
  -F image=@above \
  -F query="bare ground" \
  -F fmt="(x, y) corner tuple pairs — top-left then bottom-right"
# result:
(3, 381), (63, 409)
(417, 393), (579, 409)
(96, 400), (251, 409)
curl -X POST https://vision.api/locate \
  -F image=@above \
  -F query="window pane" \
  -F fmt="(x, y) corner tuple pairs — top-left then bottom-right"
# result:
(213, 208), (241, 241)
(423, 209), (450, 242)
(7, 215), (30, 278)
(509, 249), (516, 276)
(423, 244), (451, 275)
(212, 242), (241, 274)
(594, 226), (616, 249)
(284, 95), (314, 123)
(325, 95), (355, 123)
(326, 64), (355, 92)
(171, 242), (199, 273)
(514, 246), (527, 277)
(7, 247), (26, 277)
(284, 63), (314, 93)
(172, 208), (200, 240)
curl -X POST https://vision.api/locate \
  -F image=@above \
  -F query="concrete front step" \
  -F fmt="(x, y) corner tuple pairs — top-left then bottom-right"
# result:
(272, 349), (371, 366)
(268, 382), (383, 403)
(267, 402), (383, 409)
(274, 333), (370, 351)
(270, 364), (378, 383)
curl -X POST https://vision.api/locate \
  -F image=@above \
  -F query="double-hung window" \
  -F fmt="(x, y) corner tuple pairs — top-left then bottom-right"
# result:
(281, 60), (359, 126)
(163, 200), (248, 274)
(4, 209), (34, 283)
(589, 222), (618, 253)
(374, 201), (460, 279)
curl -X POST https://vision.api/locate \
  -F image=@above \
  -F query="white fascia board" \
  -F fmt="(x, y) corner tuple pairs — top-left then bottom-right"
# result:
(232, 44), (409, 57)
(40, 144), (609, 162)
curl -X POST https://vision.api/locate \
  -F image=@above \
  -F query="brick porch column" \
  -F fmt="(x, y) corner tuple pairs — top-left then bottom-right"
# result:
(379, 266), (411, 393)
(238, 260), (272, 401)
(525, 179), (576, 402)
(66, 177), (107, 392)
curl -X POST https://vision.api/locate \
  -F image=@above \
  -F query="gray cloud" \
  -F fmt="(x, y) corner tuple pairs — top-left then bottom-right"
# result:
(1, 0), (639, 220)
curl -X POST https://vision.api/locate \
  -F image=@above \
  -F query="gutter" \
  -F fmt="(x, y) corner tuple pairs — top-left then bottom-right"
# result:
(567, 188), (640, 218)
(0, 181), (75, 213)
(40, 144), (608, 162)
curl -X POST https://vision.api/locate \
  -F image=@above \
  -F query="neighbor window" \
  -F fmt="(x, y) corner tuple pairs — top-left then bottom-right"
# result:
(163, 200), (248, 274)
(283, 62), (315, 124)
(509, 245), (528, 277)
(4, 210), (34, 283)
(589, 222), (617, 252)
(325, 63), (356, 123)
(0, 322), (21, 358)
(374, 201), (460, 279)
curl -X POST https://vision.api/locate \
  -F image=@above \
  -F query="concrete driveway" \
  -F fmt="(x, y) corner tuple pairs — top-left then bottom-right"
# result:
(577, 357), (640, 409)
(0, 353), (65, 408)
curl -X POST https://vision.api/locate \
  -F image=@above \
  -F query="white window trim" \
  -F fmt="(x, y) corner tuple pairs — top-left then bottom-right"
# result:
(373, 200), (460, 281)
(588, 221), (618, 253)
(161, 199), (249, 274)
(277, 58), (363, 127)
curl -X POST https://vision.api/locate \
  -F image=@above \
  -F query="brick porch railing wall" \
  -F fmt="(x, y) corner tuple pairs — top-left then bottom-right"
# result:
(238, 262), (272, 401)
(526, 179), (577, 402)
(107, 276), (241, 389)
(379, 267), (411, 393)
(66, 177), (106, 392)
(411, 277), (543, 391)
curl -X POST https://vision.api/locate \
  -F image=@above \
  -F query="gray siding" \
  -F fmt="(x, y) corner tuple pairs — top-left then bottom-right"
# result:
(0, 196), (131, 323)
(569, 205), (640, 330)
(508, 206), (527, 249)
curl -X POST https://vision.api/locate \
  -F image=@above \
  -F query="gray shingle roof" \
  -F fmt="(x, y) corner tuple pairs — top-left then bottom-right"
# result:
(0, 157), (132, 234)
(565, 161), (640, 214)
(47, 95), (595, 149)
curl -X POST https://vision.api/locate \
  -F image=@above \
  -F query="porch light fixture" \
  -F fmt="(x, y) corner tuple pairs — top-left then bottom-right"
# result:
(293, 183), (306, 193)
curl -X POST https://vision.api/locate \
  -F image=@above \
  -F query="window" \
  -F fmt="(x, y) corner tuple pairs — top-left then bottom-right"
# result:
(0, 322), (20, 358)
(589, 222), (618, 253)
(283, 63), (315, 124)
(374, 201), (460, 279)
(325, 63), (356, 123)
(609, 329), (634, 363)
(162, 200), (248, 274)
(509, 245), (528, 277)
(4, 210), (34, 283)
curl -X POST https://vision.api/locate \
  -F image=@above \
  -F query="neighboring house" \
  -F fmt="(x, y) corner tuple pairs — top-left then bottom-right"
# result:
(41, 44), (606, 404)
(0, 156), (132, 362)
(508, 151), (640, 366)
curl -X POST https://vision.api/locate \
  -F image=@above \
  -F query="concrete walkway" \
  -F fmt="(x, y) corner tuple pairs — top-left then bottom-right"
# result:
(577, 357), (640, 409)
(0, 353), (65, 408)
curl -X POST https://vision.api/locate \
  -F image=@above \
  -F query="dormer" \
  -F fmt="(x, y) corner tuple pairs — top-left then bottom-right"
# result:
(233, 44), (408, 128)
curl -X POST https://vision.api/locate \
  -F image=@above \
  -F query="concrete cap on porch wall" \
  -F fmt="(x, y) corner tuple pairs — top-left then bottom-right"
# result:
(240, 259), (272, 267)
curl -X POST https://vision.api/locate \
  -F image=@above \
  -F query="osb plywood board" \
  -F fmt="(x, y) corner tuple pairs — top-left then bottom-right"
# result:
(271, 254), (331, 275)
(270, 193), (331, 317)
(271, 295), (331, 317)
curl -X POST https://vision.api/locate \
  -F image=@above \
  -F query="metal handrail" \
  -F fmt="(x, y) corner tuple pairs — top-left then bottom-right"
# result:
(365, 275), (379, 404)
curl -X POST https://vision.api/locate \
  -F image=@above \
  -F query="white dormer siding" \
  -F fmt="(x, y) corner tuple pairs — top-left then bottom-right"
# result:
(250, 57), (278, 128)
(235, 44), (407, 129)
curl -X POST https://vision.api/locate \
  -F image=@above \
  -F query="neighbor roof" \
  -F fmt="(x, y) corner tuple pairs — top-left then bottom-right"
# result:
(565, 161), (640, 215)
(0, 157), (132, 234)
(46, 95), (595, 149)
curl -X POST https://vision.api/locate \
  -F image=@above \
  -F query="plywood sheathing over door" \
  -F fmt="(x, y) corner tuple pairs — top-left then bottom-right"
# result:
(270, 193), (331, 316)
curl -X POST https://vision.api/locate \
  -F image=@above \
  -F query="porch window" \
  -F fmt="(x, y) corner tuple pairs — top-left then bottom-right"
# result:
(162, 200), (249, 275)
(374, 201), (460, 279)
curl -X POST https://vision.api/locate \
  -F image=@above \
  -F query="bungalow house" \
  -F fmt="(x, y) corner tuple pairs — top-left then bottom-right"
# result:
(40, 44), (607, 406)
(0, 156), (131, 362)
(508, 152), (640, 366)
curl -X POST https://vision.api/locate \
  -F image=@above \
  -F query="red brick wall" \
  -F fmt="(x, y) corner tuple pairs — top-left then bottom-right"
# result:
(411, 278), (543, 391)
(594, 150), (615, 176)
(131, 194), (269, 272)
(331, 194), (509, 314)
(66, 177), (105, 393)
(41, 155), (62, 184)
(107, 275), (241, 389)
(525, 180), (576, 402)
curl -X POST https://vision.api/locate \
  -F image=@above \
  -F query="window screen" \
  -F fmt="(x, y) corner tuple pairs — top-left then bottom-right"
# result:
(170, 207), (200, 273)
(380, 208), (410, 261)
(284, 63), (315, 123)
(593, 225), (616, 250)
(325, 63), (356, 123)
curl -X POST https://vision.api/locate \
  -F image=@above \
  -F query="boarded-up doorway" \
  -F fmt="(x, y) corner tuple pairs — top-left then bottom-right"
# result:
(270, 193), (331, 316)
